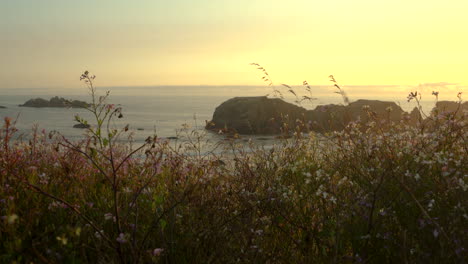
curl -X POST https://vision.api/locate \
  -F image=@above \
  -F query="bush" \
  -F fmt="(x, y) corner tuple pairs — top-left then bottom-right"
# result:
(0, 72), (466, 263)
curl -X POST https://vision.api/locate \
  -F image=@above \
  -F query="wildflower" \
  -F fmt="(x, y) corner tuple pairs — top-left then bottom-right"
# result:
(39, 173), (49, 184)
(75, 227), (82, 236)
(458, 178), (467, 191)
(152, 248), (164, 256)
(116, 233), (128, 244)
(7, 214), (18, 224)
(427, 199), (435, 211)
(95, 230), (104, 239)
(106, 104), (115, 111)
(104, 213), (113, 220)
(320, 191), (329, 199)
(316, 169), (323, 179)
(56, 235), (68, 245)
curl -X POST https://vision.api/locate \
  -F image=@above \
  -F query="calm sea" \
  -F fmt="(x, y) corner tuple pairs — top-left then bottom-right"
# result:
(0, 86), (443, 145)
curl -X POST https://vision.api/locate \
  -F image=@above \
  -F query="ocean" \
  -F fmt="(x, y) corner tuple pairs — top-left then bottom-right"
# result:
(0, 86), (447, 145)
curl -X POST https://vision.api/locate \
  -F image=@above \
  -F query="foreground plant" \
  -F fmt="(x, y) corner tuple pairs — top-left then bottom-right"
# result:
(0, 72), (466, 263)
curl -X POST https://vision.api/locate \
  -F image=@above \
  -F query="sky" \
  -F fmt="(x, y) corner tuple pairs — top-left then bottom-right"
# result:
(1, 0), (467, 98)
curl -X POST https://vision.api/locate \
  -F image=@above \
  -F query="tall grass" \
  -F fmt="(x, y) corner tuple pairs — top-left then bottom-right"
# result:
(0, 71), (466, 263)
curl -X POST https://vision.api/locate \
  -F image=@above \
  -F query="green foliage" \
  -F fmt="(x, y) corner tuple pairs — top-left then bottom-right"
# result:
(0, 72), (466, 263)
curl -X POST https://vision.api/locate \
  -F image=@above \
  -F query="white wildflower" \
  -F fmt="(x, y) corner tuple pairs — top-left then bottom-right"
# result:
(7, 214), (18, 224)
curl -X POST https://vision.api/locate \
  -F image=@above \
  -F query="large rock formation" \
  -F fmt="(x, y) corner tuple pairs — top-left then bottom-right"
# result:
(206, 96), (307, 134)
(431, 101), (468, 119)
(20, 96), (90, 108)
(206, 97), (424, 135)
(307, 100), (410, 132)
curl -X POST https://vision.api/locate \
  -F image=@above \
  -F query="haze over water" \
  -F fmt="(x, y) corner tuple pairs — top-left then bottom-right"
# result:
(0, 85), (449, 144)
(0, 0), (466, 141)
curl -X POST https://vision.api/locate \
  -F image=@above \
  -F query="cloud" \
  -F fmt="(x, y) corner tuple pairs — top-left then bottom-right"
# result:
(416, 82), (459, 89)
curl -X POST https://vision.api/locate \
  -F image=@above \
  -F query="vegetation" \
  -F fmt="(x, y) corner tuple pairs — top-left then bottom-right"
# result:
(1, 71), (466, 263)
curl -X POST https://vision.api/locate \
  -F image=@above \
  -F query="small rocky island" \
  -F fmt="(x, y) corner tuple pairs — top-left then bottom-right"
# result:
(19, 96), (90, 108)
(206, 96), (307, 134)
(0, 105), (6, 109)
(73, 123), (91, 129)
(206, 96), (466, 135)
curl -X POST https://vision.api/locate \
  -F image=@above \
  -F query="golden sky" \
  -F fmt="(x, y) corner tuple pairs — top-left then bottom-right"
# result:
(1, 0), (467, 95)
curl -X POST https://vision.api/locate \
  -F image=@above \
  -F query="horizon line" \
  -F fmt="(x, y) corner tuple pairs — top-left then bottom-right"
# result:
(1, 84), (412, 90)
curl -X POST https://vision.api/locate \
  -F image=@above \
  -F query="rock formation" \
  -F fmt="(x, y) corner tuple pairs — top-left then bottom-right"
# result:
(407, 107), (422, 124)
(206, 96), (308, 134)
(307, 100), (409, 132)
(430, 101), (468, 119)
(205, 97), (450, 135)
(73, 123), (91, 129)
(0, 106), (6, 109)
(20, 96), (90, 108)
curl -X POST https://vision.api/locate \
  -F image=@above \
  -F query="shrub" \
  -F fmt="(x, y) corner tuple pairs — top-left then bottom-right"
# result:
(0, 72), (466, 263)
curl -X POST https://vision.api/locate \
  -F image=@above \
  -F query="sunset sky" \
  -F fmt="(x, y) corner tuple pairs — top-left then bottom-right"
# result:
(1, 0), (467, 95)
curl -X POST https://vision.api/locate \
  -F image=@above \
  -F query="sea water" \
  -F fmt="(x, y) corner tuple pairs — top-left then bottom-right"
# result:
(0, 86), (445, 145)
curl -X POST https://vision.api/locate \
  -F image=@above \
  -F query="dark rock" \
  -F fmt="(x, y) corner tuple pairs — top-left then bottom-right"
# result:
(0, 106), (6, 109)
(206, 97), (420, 134)
(20, 96), (90, 108)
(206, 96), (307, 134)
(73, 123), (90, 129)
(431, 101), (468, 119)
(306, 104), (348, 132)
(307, 100), (408, 132)
(137, 128), (144, 131)
(407, 107), (422, 124)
